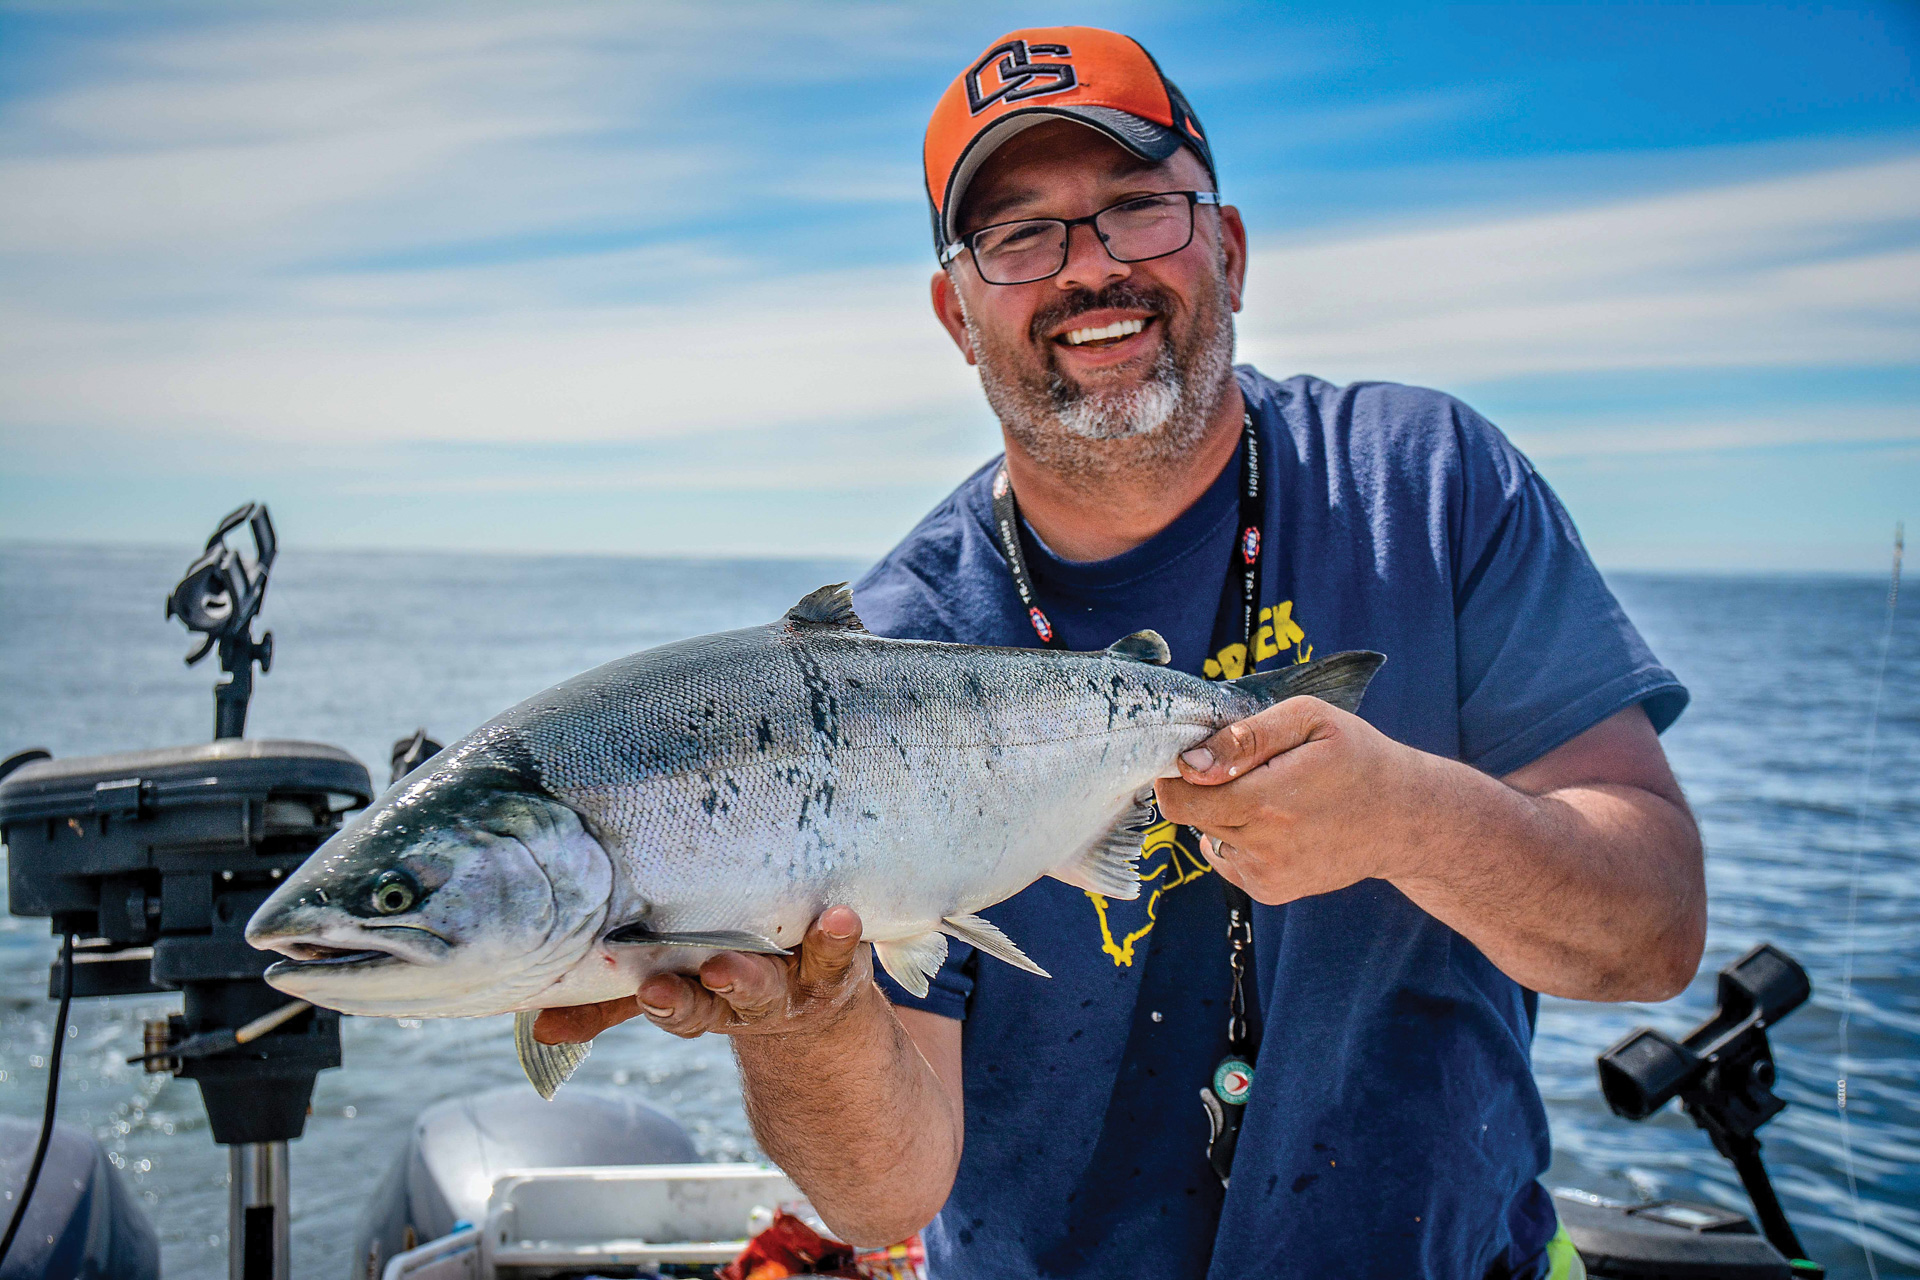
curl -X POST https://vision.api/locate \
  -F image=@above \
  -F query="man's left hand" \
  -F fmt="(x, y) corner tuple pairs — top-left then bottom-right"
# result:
(1154, 695), (1437, 905)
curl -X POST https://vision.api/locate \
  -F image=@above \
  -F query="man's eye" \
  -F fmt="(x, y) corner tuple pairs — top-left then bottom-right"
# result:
(980, 222), (1053, 253)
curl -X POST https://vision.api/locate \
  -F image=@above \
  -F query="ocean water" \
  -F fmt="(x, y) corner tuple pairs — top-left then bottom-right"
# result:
(1, 545), (1914, 1279)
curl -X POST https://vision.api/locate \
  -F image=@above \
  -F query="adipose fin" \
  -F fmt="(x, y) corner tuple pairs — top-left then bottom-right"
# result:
(1104, 630), (1172, 665)
(514, 1010), (590, 1101)
(1046, 788), (1154, 900)
(941, 912), (1049, 978)
(873, 931), (949, 999)
(1231, 650), (1385, 714)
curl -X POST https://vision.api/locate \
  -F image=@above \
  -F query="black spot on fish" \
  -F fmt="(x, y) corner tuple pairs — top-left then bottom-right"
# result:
(755, 716), (774, 750)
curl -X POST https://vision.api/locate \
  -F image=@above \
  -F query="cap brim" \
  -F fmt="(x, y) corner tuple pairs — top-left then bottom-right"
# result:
(942, 105), (1187, 247)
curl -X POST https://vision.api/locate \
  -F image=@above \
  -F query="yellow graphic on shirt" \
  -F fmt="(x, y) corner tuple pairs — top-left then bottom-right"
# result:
(1086, 820), (1211, 967)
(1202, 600), (1311, 679)
(1085, 598), (1313, 966)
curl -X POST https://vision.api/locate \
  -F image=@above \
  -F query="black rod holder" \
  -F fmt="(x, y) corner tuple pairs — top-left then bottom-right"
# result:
(1597, 942), (1822, 1274)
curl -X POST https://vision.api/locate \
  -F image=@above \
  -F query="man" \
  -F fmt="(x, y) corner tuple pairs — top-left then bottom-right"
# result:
(538, 28), (1705, 1279)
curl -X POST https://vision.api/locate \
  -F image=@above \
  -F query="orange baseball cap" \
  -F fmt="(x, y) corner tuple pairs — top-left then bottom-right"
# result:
(924, 28), (1216, 256)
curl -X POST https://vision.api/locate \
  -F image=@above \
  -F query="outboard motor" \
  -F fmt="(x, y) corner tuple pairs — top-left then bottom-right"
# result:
(349, 1086), (699, 1280)
(0, 1119), (158, 1280)
(2, 505), (374, 1280)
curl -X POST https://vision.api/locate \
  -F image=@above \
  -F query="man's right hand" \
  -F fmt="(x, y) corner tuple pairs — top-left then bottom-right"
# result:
(531, 905), (872, 1045)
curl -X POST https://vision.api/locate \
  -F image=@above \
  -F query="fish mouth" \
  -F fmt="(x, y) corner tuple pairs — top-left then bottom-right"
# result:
(253, 923), (450, 973)
(268, 942), (393, 969)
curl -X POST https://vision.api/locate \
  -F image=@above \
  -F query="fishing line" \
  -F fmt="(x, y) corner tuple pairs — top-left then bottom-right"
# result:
(1835, 522), (1901, 1280)
(0, 931), (76, 1271)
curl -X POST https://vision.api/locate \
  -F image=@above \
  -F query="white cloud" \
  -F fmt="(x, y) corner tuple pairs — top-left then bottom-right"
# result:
(1237, 154), (1920, 386)
(1506, 405), (1920, 460)
(0, 2), (1916, 508)
(5, 151), (1915, 464)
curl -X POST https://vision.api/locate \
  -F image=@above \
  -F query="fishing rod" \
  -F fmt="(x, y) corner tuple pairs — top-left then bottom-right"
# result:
(1835, 521), (1902, 1280)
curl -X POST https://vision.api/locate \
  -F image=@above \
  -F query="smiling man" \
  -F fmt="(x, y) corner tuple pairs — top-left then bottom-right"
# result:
(536, 28), (1704, 1280)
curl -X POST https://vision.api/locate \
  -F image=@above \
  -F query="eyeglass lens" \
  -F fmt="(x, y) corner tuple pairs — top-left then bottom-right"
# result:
(971, 194), (1196, 285)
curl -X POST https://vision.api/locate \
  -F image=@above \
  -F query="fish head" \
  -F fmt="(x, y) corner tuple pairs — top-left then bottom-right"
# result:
(245, 735), (613, 1018)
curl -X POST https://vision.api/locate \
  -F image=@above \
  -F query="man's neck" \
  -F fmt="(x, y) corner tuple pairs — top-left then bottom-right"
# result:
(1002, 381), (1247, 563)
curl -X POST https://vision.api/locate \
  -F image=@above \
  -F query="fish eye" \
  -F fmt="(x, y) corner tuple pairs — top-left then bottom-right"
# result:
(371, 870), (419, 916)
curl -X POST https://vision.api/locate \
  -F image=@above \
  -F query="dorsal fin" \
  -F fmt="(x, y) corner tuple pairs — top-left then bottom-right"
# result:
(785, 583), (866, 631)
(1105, 630), (1171, 665)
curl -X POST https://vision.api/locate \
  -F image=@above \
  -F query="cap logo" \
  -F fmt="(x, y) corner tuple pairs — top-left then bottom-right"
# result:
(965, 40), (1075, 115)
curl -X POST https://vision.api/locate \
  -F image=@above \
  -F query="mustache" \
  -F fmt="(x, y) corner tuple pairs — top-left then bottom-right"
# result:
(1028, 282), (1175, 344)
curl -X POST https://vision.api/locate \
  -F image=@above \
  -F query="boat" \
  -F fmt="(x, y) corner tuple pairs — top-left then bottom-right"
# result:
(0, 506), (1832, 1280)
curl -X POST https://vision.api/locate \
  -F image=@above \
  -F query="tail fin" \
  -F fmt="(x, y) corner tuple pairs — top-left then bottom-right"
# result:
(1230, 650), (1384, 714)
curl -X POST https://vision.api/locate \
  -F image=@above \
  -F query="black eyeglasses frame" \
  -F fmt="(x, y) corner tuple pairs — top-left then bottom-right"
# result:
(941, 190), (1223, 285)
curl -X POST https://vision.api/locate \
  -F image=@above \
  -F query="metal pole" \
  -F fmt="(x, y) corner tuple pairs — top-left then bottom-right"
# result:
(228, 1142), (290, 1280)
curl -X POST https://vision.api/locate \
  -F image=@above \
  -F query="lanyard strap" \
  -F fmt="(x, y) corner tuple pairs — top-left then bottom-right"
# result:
(990, 414), (1264, 1187)
(991, 415), (1262, 655)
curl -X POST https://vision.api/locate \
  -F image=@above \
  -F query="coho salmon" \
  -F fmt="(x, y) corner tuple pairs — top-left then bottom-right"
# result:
(245, 585), (1381, 1095)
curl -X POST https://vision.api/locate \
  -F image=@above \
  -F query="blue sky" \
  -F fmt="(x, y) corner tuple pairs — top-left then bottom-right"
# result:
(0, 1), (1914, 570)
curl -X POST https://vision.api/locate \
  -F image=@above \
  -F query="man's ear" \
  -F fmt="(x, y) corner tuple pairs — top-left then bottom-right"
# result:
(1219, 205), (1249, 314)
(930, 269), (978, 365)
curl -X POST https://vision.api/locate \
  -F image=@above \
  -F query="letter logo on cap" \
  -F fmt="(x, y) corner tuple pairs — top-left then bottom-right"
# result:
(965, 40), (1075, 115)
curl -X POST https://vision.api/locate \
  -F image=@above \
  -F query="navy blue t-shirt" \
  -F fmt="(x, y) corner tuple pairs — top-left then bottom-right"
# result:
(853, 367), (1686, 1280)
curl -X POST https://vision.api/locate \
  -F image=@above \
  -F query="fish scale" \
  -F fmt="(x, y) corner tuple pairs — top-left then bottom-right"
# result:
(246, 585), (1382, 1095)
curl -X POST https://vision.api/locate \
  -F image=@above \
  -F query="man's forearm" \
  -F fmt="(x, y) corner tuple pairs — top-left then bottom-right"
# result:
(733, 982), (961, 1248)
(1161, 701), (1705, 1003)
(1391, 752), (1705, 1002)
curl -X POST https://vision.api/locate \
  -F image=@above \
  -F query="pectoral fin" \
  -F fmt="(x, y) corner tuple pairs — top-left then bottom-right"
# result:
(604, 924), (791, 954)
(940, 912), (1049, 978)
(514, 1010), (590, 1101)
(1046, 788), (1154, 900)
(872, 931), (949, 1000)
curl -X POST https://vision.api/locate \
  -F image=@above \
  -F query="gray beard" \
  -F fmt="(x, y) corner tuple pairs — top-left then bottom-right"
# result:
(963, 260), (1237, 484)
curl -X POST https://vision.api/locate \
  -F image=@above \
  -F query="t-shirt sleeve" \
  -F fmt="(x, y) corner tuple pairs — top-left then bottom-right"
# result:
(874, 941), (975, 1020)
(1448, 405), (1688, 777)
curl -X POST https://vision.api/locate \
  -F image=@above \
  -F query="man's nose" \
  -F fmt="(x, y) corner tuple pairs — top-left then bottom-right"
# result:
(1054, 220), (1129, 293)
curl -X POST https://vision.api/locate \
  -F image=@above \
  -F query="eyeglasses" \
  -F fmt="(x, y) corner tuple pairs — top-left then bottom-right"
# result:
(941, 191), (1222, 286)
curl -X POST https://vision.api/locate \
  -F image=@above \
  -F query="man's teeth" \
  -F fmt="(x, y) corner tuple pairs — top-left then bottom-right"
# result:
(1062, 317), (1147, 347)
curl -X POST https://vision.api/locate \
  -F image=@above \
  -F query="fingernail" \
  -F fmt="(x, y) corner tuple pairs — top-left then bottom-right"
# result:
(640, 1002), (673, 1018)
(1182, 747), (1214, 771)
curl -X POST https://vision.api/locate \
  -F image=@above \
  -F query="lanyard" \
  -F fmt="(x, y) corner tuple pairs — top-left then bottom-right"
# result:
(989, 413), (1263, 1187)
